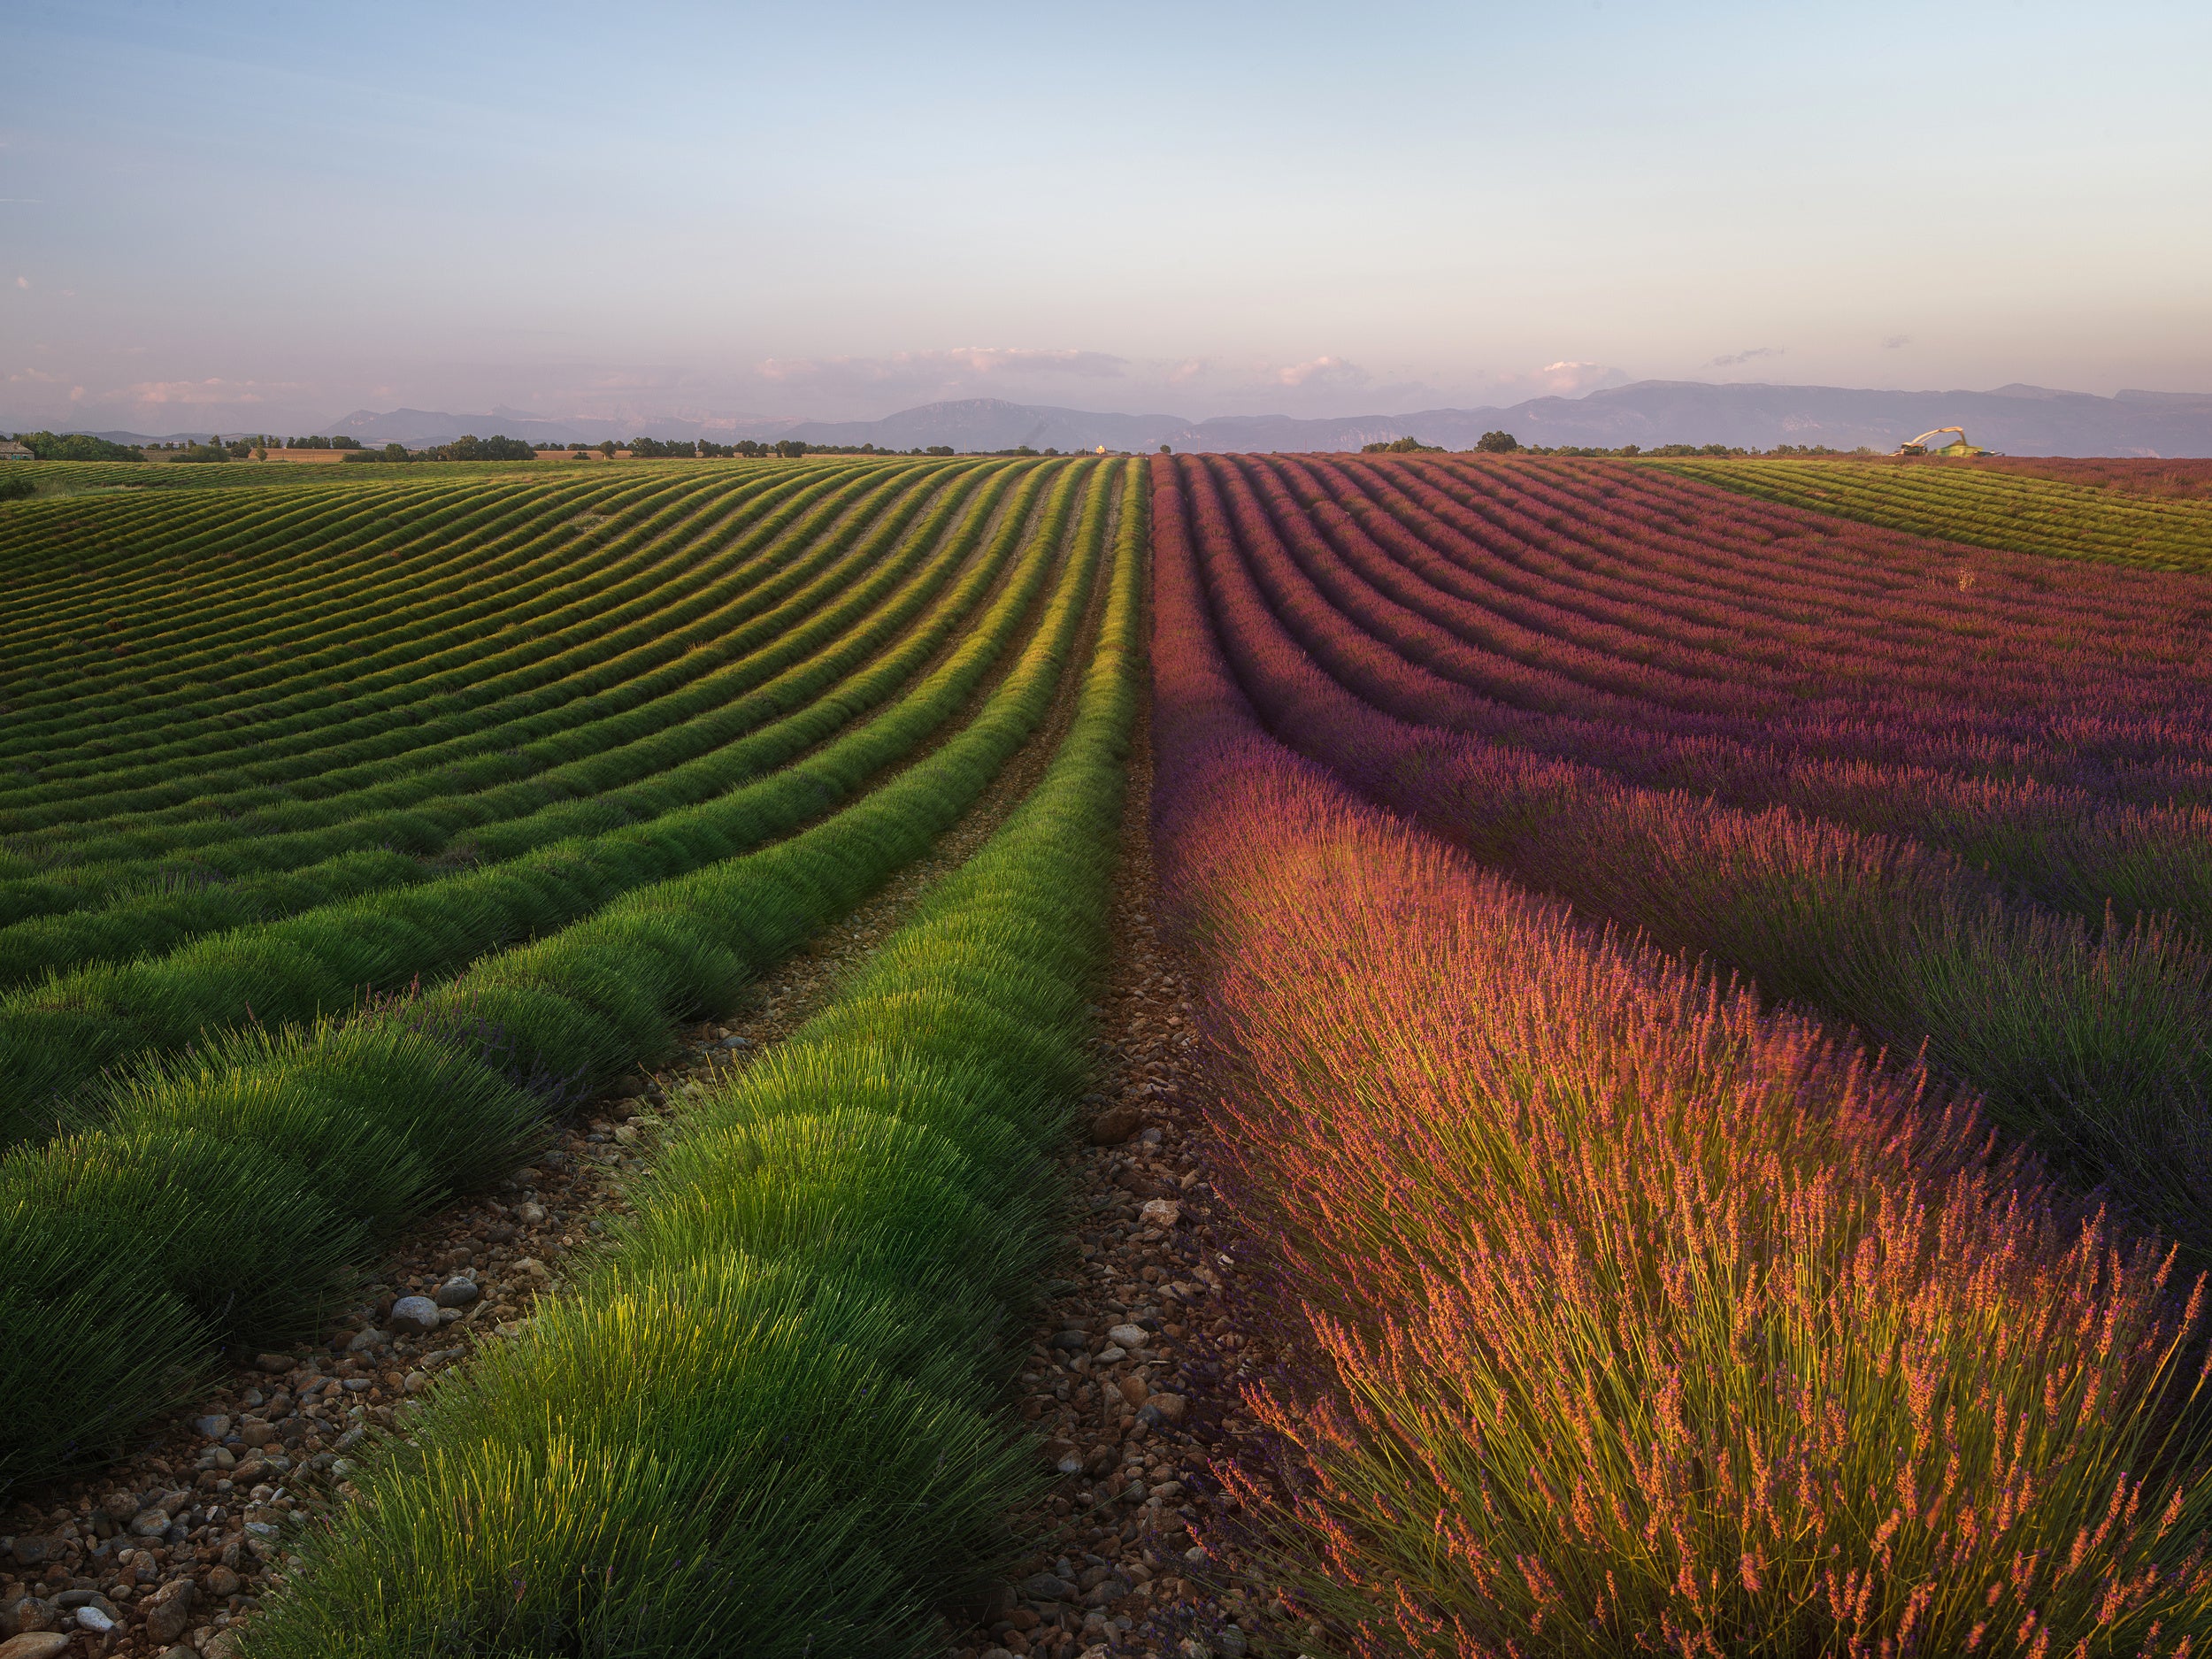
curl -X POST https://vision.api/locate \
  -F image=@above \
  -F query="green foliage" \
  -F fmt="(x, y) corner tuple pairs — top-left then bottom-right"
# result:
(248, 459), (1145, 1658)
(1658, 456), (2212, 569)
(12, 430), (144, 463)
(0, 457), (1122, 1495)
(429, 434), (536, 462)
(1473, 429), (1520, 453)
(0, 464), (1054, 1138)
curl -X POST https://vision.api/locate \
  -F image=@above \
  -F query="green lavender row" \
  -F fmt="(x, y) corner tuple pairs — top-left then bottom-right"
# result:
(248, 456), (1144, 1659)
(0, 458), (1112, 1494)
(0, 469), (995, 942)
(0, 463), (1088, 1145)
(1658, 457), (2212, 570)
(0, 465), (840, 795)
(0, 466), (1012, 977)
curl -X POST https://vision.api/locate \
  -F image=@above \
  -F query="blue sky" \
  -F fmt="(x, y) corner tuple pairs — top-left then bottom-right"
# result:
(4, 0), (2207, 431)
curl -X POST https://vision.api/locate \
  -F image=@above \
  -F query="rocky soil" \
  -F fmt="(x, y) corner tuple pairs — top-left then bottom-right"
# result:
(0, 687), (1076, 1659)
(1, 606), (1300, 1659)
(953, 722), (1300, 1659)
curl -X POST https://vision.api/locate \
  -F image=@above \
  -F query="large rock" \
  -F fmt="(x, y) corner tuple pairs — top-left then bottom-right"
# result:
(1, 1599), (56, 1637)
(127, 1507), (172, 1538)
(0, 1634), (72, 1659)
(142, 1579), (195, 1645)
(1090, 1105), (1143, 1145)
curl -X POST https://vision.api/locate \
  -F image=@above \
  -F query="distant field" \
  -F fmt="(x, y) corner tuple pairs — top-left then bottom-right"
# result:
(1152, 450), (2212, 1656)
(5, 454), (560, 491)
(1655, 452), (2212, 568)
(9, 451), (2212, 1655)
(1970, 454), (2212, 500)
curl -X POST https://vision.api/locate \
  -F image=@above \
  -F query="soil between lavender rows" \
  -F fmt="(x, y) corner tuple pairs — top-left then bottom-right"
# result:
(1, 706), (1290, 1659)
(949, 714), (1293, 1659)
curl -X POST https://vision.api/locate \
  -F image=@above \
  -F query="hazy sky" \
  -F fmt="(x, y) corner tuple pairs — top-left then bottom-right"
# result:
(4, 0), (2208, 432)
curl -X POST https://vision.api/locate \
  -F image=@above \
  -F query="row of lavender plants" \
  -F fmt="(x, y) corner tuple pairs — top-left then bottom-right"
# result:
(1149, 462), (2212, 1654)
(1216, 452), (2212, 947)
(1166, 450), (2212, 1263)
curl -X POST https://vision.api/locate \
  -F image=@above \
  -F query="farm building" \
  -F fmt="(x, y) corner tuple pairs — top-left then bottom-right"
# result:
(0, 440), (33, 461)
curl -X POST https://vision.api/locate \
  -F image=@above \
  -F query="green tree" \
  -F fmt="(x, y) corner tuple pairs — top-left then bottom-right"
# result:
(17, 430), (143, 462)
(1475, 430), (1520, 454)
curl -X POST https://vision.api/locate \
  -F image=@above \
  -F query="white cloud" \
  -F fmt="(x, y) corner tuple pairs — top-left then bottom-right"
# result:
(1515, 361), (1630, 396)
(757, 348), (1127, 388)
(1271, 356), (1369, 390)
(121, 377), (308, 407)
(1704, 346), (1785, 369)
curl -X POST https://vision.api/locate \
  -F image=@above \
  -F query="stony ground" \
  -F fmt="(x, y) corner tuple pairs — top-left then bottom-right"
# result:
(0, 699), (1066, 1659)
(0, 704), (1299, 1659)
(951, 722), (1300, 1659)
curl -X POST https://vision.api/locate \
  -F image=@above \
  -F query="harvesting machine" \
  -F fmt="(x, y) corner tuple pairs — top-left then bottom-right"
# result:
(1894, 426), (1986, 457)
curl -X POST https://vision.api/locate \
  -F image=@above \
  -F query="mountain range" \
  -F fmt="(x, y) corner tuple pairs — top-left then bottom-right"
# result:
(43, 380), (2212, 457)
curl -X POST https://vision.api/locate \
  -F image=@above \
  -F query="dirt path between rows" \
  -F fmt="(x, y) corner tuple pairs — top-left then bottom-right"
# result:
(950, 708), (1294, 1659)
(0, 487), (1102, 1659)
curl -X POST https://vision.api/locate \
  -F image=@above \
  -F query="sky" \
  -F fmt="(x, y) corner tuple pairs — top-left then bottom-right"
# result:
(4, 0), (2208, 434)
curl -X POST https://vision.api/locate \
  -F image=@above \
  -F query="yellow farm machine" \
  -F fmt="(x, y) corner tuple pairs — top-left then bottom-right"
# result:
(1894, 426), (1986, 457)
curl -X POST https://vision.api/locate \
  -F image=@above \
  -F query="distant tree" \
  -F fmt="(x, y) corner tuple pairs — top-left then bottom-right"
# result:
(925, 445), (954, 457)
(330, 435), (363, 449)
(1474, 430), (1520, 454)
(773, 439), (807, 459)
(18, 430), (144, 462)
(1159, 444), (1171, 455)
(598, 440), (617, 457)
(226, 438), (252, 459)
(1363, 436), (1441, 454)
(429, 434), (534, 462)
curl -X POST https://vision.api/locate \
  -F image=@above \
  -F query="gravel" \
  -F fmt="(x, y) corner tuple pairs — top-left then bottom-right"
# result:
(0, 672), (1093, 1656)
(952, 727), (1282, 1659)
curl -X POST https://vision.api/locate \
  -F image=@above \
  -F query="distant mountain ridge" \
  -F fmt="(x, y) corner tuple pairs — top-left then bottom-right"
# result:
(1134, 383), (2212, 457)
(319, 385), (2212, 457)
(33, 380), (2212, 457)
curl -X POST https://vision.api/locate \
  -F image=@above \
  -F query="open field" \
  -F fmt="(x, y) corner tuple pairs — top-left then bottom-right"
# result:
(4, 453), (2212, 1656)
(1662, 454), (2212, 568)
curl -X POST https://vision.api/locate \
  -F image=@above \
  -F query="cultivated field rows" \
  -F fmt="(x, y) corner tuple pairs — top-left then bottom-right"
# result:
(1154, 450), (2212, 1655)
(6, 450), (2212, 1657)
